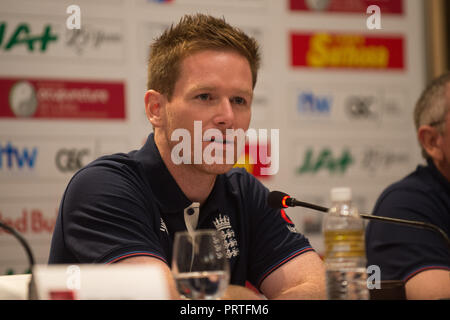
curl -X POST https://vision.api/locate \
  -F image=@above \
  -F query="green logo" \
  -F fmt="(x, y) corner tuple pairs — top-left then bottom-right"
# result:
(0, 22), (58, 52)
(297, 148), (354, 174)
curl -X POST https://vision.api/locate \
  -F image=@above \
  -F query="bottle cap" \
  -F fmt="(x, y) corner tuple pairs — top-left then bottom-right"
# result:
(330, 187), (352, 202)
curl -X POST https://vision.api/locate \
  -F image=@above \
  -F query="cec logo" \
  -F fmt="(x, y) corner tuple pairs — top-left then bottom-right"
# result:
(345, 96), (378, 120)
(55, 148), (90, 172)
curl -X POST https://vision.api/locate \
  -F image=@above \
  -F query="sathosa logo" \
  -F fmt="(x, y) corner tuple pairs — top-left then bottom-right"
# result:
(291, 32), (404, 70)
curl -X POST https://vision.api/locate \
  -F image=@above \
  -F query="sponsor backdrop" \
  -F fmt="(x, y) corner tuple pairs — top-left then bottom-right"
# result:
(0, 0), (426, 274)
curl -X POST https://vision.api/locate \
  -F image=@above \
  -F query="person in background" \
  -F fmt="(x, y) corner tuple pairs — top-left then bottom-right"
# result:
(48, 13), (326, 300)
(366, 72), (450, 299)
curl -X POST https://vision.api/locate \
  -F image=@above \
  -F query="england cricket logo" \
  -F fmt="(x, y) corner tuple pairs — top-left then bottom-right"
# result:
(213, 214), (239, 259)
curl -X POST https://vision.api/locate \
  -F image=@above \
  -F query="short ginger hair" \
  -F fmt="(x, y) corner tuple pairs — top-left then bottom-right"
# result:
(147, 13), (261, 101)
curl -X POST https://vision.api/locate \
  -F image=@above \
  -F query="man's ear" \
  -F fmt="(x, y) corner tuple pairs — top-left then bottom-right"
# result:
(418, 125), (444, 161)
(145, 89), (165, 128)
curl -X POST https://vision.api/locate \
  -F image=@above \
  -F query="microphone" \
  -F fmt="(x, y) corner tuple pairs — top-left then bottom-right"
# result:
(268, 190), (328, 212)
(268, 191), (450, 249)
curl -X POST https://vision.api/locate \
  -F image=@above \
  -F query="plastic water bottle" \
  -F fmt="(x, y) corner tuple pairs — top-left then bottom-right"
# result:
(322, 187), (369, 300)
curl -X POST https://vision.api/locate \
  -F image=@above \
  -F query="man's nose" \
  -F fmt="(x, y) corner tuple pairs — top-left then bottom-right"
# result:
(213, 98), (234, 128)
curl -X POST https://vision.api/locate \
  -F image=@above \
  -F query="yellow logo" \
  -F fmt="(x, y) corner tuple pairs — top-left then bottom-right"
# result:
(306, 33), (389, 68)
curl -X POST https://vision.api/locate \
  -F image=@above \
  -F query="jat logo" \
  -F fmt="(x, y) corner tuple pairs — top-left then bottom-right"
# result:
(0, 22), (58, 52)
(291, 32), (404, 70)
(0, 142), (37, 169)
(297, 148), (354, 175)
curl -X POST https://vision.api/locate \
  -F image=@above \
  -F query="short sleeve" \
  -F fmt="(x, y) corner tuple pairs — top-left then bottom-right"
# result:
(49, 163), (167, 265)
(366, 187), (450, 281)
(244, 174), (314, 288)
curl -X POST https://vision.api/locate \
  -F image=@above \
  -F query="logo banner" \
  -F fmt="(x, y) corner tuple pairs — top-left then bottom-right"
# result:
(291, 33), (405, 70)
(0, 77), (126, 119)
(289, 0), (403, 14)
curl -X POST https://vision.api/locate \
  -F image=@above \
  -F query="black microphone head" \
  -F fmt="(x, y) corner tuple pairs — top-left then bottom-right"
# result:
(268, 191), (291, 209)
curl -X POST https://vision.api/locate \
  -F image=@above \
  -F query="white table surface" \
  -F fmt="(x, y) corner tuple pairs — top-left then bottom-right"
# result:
(0, 274), (31, 300)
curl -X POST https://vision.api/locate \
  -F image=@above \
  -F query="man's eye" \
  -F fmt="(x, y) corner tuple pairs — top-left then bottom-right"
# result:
(196, 93), (211, 101)
(231, 97), (247, 105)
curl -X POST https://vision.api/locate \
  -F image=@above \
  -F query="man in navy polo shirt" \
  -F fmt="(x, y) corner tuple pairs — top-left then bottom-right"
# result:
(49, 14), (326, 299)
(366, 72), (450, 299)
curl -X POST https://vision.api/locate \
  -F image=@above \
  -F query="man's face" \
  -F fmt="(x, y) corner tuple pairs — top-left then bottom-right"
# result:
(158, 49), (253, 175)
(438, 103), (450, 179)
(430, 83), (450, 181)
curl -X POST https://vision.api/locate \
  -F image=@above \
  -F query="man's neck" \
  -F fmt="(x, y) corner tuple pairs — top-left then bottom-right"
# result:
(155, 132), (216, 206)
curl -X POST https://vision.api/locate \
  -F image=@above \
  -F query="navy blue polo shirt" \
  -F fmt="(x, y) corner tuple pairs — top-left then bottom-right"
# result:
(365, 159), (450, 282)
(49, 133), (313, 289)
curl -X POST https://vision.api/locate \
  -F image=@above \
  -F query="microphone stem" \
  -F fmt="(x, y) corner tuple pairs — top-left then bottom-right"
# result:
(0, 221), (35, 270)
(294, 200), (328, 213)
(359, 213), (450, 249)
(272, 192), (450, 251)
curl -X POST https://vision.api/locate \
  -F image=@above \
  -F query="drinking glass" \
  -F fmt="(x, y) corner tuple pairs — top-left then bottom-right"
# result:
(172, 229), (230, 300)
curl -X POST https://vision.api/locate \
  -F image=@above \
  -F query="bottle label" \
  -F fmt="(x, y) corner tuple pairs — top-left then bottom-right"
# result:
(324, 229), (365, 259)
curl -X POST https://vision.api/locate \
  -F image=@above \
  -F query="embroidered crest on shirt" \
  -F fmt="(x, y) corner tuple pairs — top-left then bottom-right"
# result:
(160, 218), (169, 235)
(213, 214), (239, 259)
